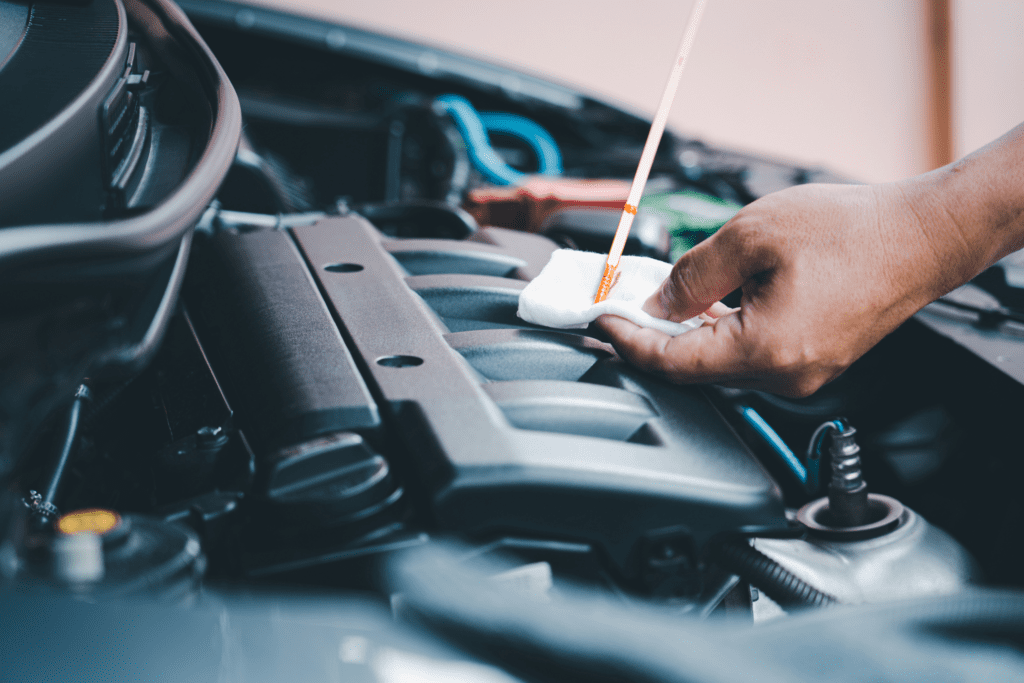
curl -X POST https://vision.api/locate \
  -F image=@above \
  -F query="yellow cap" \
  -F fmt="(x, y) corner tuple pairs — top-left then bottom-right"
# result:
(57, 509), (121, 536)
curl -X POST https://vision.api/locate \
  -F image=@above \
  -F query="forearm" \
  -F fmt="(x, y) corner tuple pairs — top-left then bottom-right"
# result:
(898, 122), (1024, 298)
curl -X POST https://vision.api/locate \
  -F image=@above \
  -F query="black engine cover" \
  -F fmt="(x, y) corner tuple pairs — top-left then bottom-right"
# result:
(289, 216), (786, 579)
(187, 216), (785, 583)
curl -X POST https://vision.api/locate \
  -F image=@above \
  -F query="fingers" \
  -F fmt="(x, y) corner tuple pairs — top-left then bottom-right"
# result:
(596, 312), (751, 384)
(699, 301), (736, 324)
(597, 313), (834, 397)
(643, 228), (758, 322)
(706, 301), (736, 318)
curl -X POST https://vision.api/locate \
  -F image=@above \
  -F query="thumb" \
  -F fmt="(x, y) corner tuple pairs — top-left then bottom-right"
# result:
(644, 227), (762, 321)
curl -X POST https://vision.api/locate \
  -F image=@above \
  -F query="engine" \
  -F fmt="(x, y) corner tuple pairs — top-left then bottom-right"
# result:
(4, 1), (1024, 679)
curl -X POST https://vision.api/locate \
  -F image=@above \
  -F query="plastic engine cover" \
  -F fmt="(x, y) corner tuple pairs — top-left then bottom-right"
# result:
(291, 216), (785, 581)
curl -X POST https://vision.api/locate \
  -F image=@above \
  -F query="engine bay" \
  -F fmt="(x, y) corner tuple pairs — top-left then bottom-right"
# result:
(3, 1), (1024, 679)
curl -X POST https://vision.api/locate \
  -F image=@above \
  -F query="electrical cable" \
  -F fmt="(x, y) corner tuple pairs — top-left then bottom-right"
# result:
(42, 386), (89, 510)
(24, 384), (91, 525)
(804, 419), (845, 493)
(739, 405), (807, 485)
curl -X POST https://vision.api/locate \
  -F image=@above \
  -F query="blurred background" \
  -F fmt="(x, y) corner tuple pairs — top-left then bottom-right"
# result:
(238, 0), (1022, 184)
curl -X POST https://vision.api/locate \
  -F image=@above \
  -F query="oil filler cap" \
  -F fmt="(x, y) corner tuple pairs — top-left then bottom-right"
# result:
(56, 508), (121, 537)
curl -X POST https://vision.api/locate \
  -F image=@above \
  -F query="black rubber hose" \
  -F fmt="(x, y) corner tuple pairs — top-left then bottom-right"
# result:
(712, 538), (838, 609)
(93, 230), (192, 377)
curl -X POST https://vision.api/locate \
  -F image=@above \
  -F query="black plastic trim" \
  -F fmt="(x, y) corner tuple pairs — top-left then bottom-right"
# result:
(0, 0), (241, 269)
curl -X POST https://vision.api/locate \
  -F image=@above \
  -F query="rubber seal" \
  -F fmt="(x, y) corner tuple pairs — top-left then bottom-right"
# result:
(797, 493), (905, 540)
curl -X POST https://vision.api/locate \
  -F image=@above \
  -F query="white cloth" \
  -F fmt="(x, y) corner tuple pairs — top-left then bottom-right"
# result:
(517, 250), (703, 336)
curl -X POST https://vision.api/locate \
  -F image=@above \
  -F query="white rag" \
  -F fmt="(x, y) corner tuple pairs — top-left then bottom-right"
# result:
(517, 250), (703, 336)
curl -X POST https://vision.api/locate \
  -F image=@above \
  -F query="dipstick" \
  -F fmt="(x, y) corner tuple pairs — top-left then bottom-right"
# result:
(594, 0), (709, 303)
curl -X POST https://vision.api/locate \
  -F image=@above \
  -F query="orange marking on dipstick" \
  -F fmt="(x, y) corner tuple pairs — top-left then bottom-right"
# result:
(594, 263), (617, 303)
(623, 203), (638, 215)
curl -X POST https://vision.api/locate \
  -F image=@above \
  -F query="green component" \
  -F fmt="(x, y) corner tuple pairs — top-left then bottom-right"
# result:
(639, 191), (740, 262)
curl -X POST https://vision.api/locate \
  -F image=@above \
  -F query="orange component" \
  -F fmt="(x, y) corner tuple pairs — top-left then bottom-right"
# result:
(593, 263), (618, 303)
(464, 176), (631, 233)
(623, 203), (638, 215)
(57, 508), (121, 536)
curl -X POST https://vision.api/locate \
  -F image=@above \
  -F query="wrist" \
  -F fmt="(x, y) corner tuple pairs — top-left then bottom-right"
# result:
(912, 125), (1024, 287)
(885, 153), (1024, 304)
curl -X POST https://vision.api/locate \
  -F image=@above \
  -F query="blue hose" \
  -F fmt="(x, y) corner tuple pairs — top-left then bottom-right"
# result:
(740, 406), (807, 485)
(435, 94), (562, 185)
(477, 112), (562, 175)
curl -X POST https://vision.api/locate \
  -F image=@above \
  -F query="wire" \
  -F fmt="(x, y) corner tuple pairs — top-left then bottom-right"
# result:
(804, 419), (845, 493)
(24, 384), (91, 524)
(42, 385), (90, 508)
(740, 406), (806, 485)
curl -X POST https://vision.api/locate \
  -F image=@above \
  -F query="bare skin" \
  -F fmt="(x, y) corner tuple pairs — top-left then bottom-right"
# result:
(598, 123), (1024, 397)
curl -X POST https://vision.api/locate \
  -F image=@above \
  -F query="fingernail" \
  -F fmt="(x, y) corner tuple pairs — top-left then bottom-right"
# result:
(642, 289), (666, 318)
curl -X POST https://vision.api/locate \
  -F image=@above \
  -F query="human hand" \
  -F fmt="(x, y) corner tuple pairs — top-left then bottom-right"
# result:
(596, 180), (984, 397)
